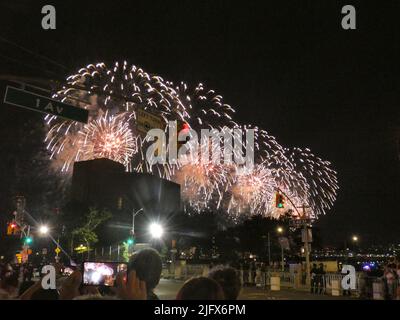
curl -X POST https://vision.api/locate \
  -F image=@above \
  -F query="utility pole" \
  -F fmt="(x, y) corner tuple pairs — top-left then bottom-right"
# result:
(15, 196), (26, 232)
(15, 196), (31, 264)
(303, 204), (311, 289)
(171, 239), (177, 277)
(131, 208), (144, 236)
(55, 237), (60, 262)
(130, 208), (143, 255)
(267, 232), (271, 268)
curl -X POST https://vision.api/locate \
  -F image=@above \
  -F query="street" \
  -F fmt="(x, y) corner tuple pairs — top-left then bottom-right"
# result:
(155, 279), (355, 300)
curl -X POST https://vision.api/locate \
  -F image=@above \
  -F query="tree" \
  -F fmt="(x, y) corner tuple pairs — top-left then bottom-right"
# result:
(121, 242), (130, 262)
(71, 207), (112, 257)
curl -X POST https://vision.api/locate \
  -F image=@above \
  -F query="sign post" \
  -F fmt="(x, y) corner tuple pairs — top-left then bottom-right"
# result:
(136, 108), (166, 156)
(4, 86), (88, 123)
(136, 108), (166, 136)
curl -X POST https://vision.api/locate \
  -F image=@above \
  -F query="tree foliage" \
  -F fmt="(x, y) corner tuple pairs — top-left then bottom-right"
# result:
(71, 207), (112, 246)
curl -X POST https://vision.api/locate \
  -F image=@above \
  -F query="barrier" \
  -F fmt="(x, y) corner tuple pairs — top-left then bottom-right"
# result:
(248, 268), (255, 285)
(240, 269), (244, 286)
(255, 269), (262, 287)
(270, 276), (280, 291)
(324, 273), (345, 295)
(331, 279), (341, 296)
(372, 280), (384, 300)
(162, 264), (383, 299)
(174, 265), (182, 280)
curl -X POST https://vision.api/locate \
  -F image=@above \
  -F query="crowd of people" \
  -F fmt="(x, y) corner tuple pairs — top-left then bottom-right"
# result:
(382, 260), (400, 300)
(1, 249), (400, 300)
(0, 248), (242, 300)
(310, 263), (326, 294)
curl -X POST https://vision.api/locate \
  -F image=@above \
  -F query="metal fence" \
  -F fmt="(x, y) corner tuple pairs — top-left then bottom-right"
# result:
(89, 245), (125, 262)
(161, 264), (397, 299)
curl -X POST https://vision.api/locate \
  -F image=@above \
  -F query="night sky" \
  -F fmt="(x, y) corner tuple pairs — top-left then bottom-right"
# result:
(0, 0), (399, 246)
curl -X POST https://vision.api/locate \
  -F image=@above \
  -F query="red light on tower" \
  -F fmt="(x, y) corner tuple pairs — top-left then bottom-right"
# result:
(182, 122), (190, 130)
(177, 121), (190, 152)
(178, 122), (190, 135)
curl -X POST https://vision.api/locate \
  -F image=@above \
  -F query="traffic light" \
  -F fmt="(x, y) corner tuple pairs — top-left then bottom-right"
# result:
(7, 223), (14, 235)
(24, 236), (33, 244)
(275, 193), (285, 208)
(7, 222), (18, 235)
(127, 237), (135, 246)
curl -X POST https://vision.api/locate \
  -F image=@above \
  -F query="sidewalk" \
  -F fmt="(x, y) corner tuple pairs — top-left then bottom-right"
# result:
(156, 279), (356, 300)
(239, 287), (356, 300)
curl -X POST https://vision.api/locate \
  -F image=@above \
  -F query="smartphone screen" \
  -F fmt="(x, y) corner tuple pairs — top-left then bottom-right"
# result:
(82, 262), (127, 287)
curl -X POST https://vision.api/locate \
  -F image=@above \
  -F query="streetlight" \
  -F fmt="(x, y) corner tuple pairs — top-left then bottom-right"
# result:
(277, 227), (284, 271)
(131, 208), (144, 236)
(351, 235), (359, 253)
(266, 226), (285, 270)
(39, 225), (49, 235)
(126, 208), (143, 256)
(149, 223), (163, 239)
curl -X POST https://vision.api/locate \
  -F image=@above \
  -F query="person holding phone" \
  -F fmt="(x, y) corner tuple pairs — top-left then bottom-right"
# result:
(126, 248), (162, 300)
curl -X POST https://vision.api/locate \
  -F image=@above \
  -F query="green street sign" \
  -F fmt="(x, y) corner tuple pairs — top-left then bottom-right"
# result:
(3, 86), (88, 123)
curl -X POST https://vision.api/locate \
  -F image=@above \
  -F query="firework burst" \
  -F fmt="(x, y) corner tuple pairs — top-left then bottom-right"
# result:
(45, 112), (137, 170)
(225, 162), (276, 219)
(174, 82), (239, 130)
(168, 82), (243, 213)
(223, 127), (296, 219)
(78, 112), (137, 168)
(284, 147), (339, 217)
(45, 61), (184, 175)
(174, 162), (230, 213)
(45, 60), (339, 221)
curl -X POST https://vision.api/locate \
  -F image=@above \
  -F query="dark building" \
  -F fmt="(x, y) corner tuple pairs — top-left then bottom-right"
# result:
(70, 158), (181, 244)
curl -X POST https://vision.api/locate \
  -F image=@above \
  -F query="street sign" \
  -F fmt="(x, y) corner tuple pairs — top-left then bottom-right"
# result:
(55, 247), (61, 254)
(15, 253), (22, 264)
(4, 86), (88, 123)
(278, 236), (290, 250)
(136, 108), (166, 136)
(289, 219), (303, 228)
(289, 218), (314, 228)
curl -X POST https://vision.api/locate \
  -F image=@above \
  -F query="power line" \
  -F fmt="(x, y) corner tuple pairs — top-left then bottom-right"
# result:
(0, 35), (68, 71)
(0, 52), (62, 78)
